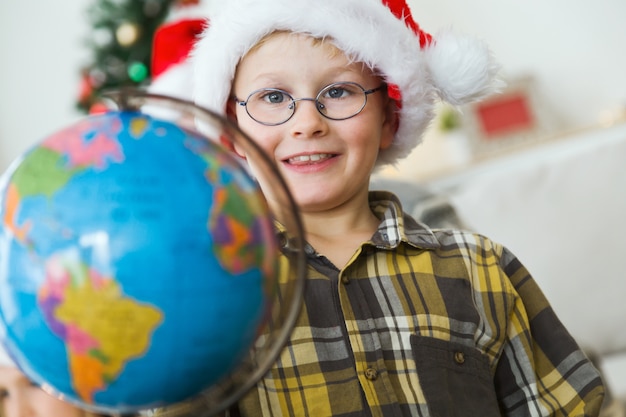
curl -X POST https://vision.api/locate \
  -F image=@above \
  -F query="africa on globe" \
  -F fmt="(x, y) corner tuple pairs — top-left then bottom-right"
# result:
(0, 110), (280, 412)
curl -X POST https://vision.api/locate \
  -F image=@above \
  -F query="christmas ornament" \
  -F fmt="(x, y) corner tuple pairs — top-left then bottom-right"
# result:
(92, 28), (113, 47)
(143, 0), (163, 17)
(115, 22), (140, 47)
(175, 0), (200, 6)
(128, 61), (149, 82)
(88, 101), (110, 114)
(89, 68), (107, 88)
(77, 71), (95, 103)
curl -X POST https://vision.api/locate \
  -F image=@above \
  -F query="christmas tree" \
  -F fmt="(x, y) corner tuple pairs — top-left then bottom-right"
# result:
(76, 0), (176, 113)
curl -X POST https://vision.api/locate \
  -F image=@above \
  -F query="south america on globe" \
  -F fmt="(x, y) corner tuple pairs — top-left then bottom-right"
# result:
(0, 111), (279, 412)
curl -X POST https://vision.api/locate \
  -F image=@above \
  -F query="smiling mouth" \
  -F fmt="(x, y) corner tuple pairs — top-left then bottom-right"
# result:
(286, 153), (335, 164)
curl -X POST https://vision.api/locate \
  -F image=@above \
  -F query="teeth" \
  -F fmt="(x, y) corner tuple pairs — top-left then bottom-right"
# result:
(289, 154), (331, 163)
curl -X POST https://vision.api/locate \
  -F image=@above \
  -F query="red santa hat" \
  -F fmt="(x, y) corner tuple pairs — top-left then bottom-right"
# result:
(191, 0), (502, 167)
(148, 0), (208, 100)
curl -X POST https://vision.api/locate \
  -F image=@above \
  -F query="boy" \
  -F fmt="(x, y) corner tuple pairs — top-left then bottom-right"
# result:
(184, 0), (605, 415)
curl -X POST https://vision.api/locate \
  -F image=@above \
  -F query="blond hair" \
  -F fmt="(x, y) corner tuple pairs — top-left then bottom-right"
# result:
(241, 30), (381, 81)
(246, 30), (343, 58)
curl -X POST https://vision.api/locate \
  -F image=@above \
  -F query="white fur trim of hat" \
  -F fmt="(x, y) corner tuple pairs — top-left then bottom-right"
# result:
(191, 0), (502, 167)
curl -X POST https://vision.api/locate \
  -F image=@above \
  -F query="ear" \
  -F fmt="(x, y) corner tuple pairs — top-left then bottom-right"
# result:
(231, 142), (247, 160)
(226, 98), (238, 122)
(379, 98), (399, 150)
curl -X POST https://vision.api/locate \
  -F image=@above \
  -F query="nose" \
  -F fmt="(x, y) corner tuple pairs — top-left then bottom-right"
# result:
(289, 98), (328, 138)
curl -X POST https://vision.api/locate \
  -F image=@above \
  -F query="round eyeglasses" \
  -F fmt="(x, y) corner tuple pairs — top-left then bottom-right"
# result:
(233, 82), (386, 126)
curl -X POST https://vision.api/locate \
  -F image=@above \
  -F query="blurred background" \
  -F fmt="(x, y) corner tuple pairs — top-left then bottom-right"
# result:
(1, 0), (625, 172)
(0, 0), (625, 411)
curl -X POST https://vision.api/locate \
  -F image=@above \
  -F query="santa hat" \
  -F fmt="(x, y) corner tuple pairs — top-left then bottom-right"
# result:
(191, 0), (502, 167)
(148, 1), (208, 100)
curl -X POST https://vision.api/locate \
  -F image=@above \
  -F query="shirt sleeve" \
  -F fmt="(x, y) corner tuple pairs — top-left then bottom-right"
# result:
(494, 244), (605, 417)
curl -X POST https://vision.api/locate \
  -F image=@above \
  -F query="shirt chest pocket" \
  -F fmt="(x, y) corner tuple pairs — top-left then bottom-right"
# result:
(411, 335), (501, 417)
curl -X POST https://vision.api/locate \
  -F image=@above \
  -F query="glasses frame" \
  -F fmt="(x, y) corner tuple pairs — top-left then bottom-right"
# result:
(233, 82), (386, 126)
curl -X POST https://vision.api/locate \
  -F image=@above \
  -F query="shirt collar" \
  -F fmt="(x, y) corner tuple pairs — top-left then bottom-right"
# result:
(369, 191), (440, 250)
(274, 191), (441, 253)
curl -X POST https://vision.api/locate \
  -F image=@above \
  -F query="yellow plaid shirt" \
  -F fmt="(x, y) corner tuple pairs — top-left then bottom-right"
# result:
(234, 191), (605, 416)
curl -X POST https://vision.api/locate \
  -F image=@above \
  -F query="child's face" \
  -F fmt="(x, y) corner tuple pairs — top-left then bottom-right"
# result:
(0, 365), (86, 417)
(230, 32), (396, 214)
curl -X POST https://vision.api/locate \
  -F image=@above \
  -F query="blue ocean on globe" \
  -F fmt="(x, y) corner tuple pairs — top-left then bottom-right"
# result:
(0, 111), (279, 412)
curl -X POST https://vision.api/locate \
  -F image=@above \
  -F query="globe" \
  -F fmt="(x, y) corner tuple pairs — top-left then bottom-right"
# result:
(0, 97), (305, 416)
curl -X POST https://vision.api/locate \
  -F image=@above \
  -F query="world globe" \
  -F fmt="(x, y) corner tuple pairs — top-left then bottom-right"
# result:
(0, 93), (305, 416)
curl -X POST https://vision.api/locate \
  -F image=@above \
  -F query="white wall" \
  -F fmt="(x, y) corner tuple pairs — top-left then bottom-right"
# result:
(1, 0), (625, 172)
(0, 0), (90, 172)
(411, 0), (626, 129)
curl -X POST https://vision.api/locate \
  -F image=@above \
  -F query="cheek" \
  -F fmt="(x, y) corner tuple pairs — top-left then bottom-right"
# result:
(227, 107), (258, 158)
(233, 115), (255, 142)
(234, 119), (278, 157)
(344, 117), (387, 151)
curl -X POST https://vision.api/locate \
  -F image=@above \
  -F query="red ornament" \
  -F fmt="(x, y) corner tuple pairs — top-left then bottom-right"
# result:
(175, 0), (200, 6)
(77, 71), (94, 103)
(89, 102), (110, 115)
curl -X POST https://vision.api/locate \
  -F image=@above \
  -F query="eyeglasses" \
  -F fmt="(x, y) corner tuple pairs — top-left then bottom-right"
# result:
(233, 82), (386, 126)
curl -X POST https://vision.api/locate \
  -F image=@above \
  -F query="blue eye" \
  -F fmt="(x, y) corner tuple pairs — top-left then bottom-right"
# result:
(321, 83), (362, 100)
(261, 90), (288, 104)
(326, 87), (348, 99)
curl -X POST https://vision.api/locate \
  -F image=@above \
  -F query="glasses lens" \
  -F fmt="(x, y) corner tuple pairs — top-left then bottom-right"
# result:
(317, 82), (367, 120)
(246, 89), (294, 125)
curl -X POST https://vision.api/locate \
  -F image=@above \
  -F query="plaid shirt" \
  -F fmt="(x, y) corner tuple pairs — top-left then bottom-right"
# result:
(235, 191), (605, 417)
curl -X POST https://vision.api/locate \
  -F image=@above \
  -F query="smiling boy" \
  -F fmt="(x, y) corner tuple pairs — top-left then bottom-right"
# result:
(229, 33), (395, 267)
(183, 0), (606, 416)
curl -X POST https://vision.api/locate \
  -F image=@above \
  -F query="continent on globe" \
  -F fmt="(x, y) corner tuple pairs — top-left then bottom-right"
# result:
(38, 250), (163, 404)
(202, 150), (277, 278)
(2, 116), (125, 248)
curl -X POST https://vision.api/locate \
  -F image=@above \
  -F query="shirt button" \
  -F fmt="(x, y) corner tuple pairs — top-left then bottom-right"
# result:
(341, 276), (350, 285)
(364, 368), (379, 380)
(454, 351), (465, 365)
